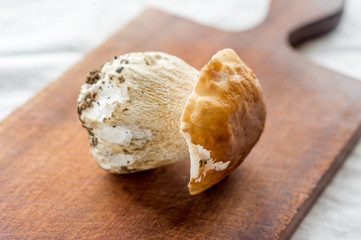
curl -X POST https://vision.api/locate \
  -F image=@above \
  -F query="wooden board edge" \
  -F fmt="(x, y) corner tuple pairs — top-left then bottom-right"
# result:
(280, 122), (361, 239)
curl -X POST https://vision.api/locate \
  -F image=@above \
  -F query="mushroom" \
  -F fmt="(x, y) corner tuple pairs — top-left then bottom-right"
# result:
(77, 52), (197, 173)
(180, 49), (266, 195)
(77, 49), (266, 195)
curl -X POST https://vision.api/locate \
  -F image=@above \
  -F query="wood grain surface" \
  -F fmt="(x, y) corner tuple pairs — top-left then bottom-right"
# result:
(1, 0), (361, 239)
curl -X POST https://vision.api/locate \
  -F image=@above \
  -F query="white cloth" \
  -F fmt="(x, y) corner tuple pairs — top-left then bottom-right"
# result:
(1, 0), (360, 239)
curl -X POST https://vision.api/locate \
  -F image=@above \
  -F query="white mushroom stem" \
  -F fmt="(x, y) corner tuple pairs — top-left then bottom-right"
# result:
(78, 52), (198, 173)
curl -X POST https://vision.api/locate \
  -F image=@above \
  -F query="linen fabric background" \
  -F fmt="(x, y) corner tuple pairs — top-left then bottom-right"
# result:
(1, 0), (360, 239)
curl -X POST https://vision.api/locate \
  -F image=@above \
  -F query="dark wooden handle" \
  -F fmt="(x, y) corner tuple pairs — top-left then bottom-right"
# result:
(253, 0), (345, 47)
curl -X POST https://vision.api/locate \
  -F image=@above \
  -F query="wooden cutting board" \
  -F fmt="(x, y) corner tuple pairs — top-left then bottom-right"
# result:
(1, 0), (361, 239)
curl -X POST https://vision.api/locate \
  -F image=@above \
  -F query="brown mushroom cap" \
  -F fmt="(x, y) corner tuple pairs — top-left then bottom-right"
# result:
(180, 48), (266, 195)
